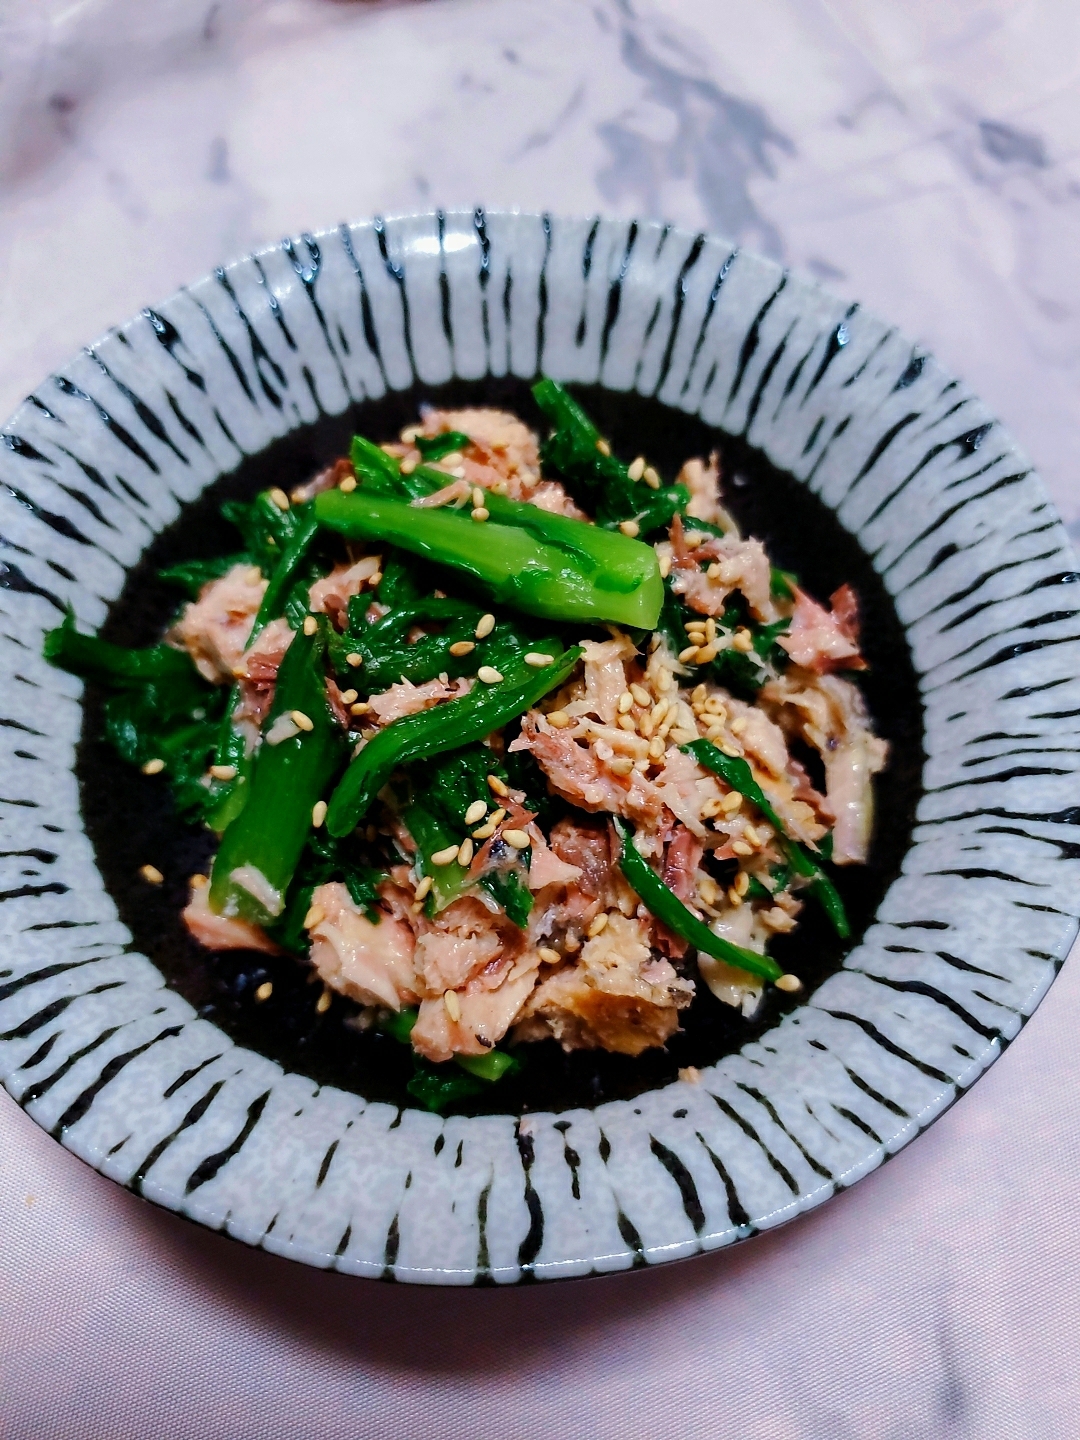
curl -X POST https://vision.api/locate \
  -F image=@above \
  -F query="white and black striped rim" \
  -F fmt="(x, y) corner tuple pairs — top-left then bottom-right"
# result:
(1, 210), (1077, 1284)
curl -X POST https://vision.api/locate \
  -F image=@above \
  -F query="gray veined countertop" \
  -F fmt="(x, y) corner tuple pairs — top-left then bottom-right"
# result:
(2, 3), (1079, 1438)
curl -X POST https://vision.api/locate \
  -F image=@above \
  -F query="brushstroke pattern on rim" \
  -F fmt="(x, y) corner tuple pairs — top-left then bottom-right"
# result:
(0, 210), (1077, 1284)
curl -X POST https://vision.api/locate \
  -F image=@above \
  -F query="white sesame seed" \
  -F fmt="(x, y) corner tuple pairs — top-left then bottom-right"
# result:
(721, 742), (742, 758)
(658, 553), (672, 579)
(304, 904), (325, 929)
(339, 688), (358, 705)
(399, 457), (416, 476)
(457, 837), (474, 867)
(269, 487), (290, 511)
(619, 519), (640, 538)
(449, 640), (476, 657)
(475, 613), (496, 639)
(431, 845), (460, 866)
(464, 800), (488, 826)
(477, 665), (503, 684)
(190, 873), (209, 890)
(618, 714), (638, 732)
(311, 800), (328, 828)
(254, 981), (273, 1002)
(643, 466), (661, 489)
(471, 507), (489, 522)
(732, 629), (754, 653)
(210, 764), (237, 781)
(730, 716), (748, 734)
(139, 864), (163, 885)
(368, 571), (382, 587)
(525, 652), (555, 667)
(743, 824), (761, 847)
(339, 475), (357, 493)
(775, 973), (803, 994)
(609, 757), (634, 776)
(291, 709), (314, 732)
(346, 652), (363, 667)
(401, 425), (421, 443)
(472, 487), (485, 508)
(696, 642), (720, 663)
(414, 875), (433, 901)
(547, 710), (571, 728)
(596, 438), (611, 456)
(706, 562), (722, 579)
(734, 870), (750, 897)
(587, 912), (609, 938)
(721, 791), (743, 813)
(444, 989), (461, 1022)
(487, 773), (510, 797)
(727, 888), (743, 908)
(539, 946), (561, 964)
(316, 988), (332, 1014)
(302, 615), (318, 636)
(502, 828), (530, 850)
(732, 840), (753, 857)
(618, 691), (634, 714)
(471, 821), (496, 840)
(350, 701), (371, 716)
(627, 456), (646, 482)
(141, 758), (165, 775)
(679, 645), (702, 664)
(488, 808), (507, 826)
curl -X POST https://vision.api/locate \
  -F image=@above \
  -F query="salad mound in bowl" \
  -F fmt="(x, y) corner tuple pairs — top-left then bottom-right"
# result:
(48, 380), (886, 1112)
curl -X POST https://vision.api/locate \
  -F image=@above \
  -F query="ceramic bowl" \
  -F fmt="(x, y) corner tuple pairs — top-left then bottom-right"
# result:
(2, 210), (1077, 1283)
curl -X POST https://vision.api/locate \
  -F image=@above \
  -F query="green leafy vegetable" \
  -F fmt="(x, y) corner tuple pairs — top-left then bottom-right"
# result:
(379, 1007), (522, 1111)
(683, 738), (850, 939)
(614, 817), (782, 983)
(532, 378), (688, 533)
(415, 430), (470, 462)
(273, 830), (385, 952)
(158, 554), (249, 599)
(325, 644), (582, 837)
(330, 592), (490, 695)
(43, 614), (228, 822)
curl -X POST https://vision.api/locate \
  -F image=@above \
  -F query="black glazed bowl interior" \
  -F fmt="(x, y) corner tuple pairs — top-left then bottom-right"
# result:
(80, 377), (924, 1115)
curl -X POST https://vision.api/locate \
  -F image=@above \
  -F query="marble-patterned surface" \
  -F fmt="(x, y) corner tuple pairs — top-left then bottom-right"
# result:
(2, 1), (1078, 1436)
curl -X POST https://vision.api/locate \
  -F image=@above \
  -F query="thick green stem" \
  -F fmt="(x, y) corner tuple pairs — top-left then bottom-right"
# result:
(314, 488), (661, 629)
(209, 629), (345, 925)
